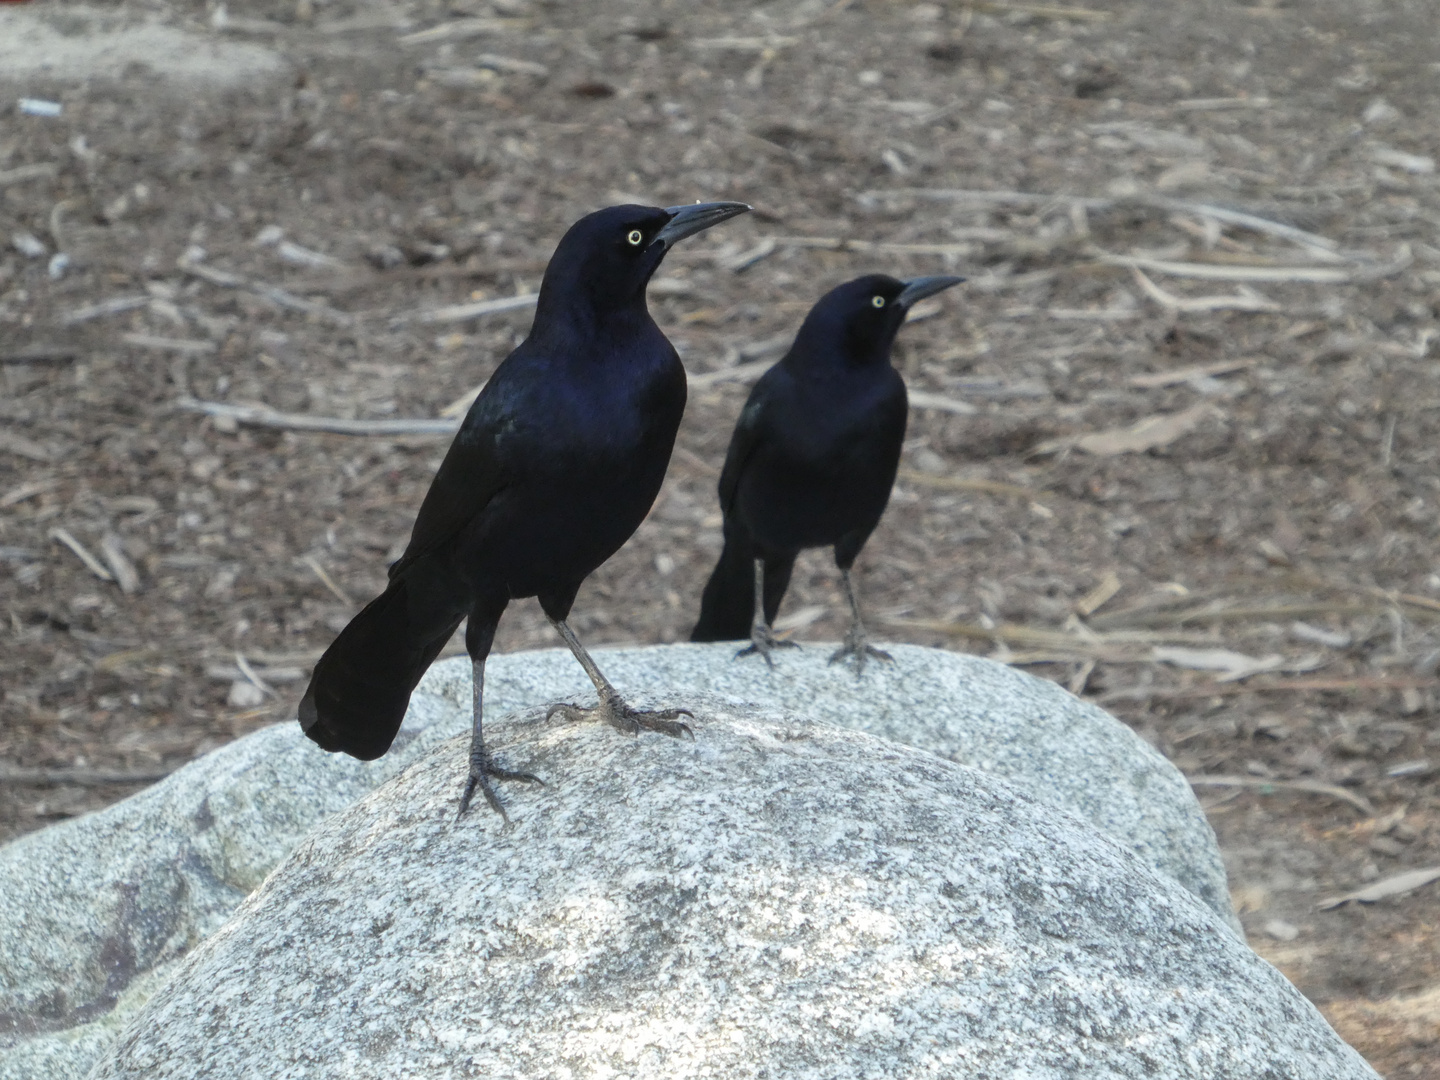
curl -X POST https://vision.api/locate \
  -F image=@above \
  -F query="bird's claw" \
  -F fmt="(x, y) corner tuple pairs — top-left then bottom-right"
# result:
(735, 626), (801, 668)
(828, 632), (892, 674)
(546, 696), (694, 739)
(458, 755), (544, 820)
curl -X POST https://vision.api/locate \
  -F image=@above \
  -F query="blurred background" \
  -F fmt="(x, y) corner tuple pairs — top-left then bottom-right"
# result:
(2, 0), (1440, 1072)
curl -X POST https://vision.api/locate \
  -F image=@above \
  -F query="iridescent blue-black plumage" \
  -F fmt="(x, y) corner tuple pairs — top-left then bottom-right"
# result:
(691, 274), (964, 667)
(300, 202), (750, 815)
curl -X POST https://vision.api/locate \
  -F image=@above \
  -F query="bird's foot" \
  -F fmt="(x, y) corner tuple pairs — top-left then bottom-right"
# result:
(458, 754), (544, 820)
(828, 629), (892, 674)
(735, 625), (801, 668)
(546, 692), (693, 739)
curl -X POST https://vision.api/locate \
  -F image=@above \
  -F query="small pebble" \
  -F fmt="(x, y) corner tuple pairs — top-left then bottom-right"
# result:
(1368, 835), (1405, 858)
(227, 680), (265, 708)
(1263, 919), (1299, 942)
(18, 98), (63, 117)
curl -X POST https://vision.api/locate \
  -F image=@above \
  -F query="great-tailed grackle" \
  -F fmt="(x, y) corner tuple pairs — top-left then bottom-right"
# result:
(299, 201), (751, 816)
(690, 273), (964, 670)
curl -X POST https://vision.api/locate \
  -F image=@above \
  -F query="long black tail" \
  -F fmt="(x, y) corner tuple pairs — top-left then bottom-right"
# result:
(298, 567), (464, 761)
(691, 530), (796, 642)
(691, 530), (756, 642)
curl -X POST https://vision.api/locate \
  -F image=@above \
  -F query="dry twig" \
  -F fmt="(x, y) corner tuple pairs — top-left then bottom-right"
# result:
(99, 534), (142, 594)
(1318, 867), (1440, 910)
(907, 390), (978, 416)
(121, 333), (219, 355)
(1, 345), (76, 365)
(302, 555), (355, 607)
(48, 528), (114, 583)
(180, 260), (354, 326)
(1099, 675), (1440, 703)
(1187, 775), (1375, 816)
(0, 765), (172, 786)
(1128, 359), (1259, 388)
(398, 18), (530, 45)
(403, 292), (539, 326)
(1129, 267), (1281, 313)
(176, 398), (458, 437)
(0, 162), (59, 187)
(895, 470), (1047, 501)
(60, 296), (149, 326)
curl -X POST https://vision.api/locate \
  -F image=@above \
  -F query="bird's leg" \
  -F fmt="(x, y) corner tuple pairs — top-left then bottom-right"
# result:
(735, 558), (800, 667)
(459, 655), (543, 819)
(828, 568), (893, 673)
(545, 618), (692, 737)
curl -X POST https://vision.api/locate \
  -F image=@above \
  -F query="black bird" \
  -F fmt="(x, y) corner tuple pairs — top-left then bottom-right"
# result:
(690, 274), (964, 669)
(299, 201), (751, 816)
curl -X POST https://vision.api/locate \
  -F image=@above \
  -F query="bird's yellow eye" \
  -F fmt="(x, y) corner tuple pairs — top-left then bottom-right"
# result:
(871, 295), (885, 308)
(627, 229), (644, 246)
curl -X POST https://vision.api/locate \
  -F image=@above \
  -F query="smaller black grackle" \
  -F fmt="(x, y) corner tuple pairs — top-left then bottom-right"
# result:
(690, 274), (964, 670)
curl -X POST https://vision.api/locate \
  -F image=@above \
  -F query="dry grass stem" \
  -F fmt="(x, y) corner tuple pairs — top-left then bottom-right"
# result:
(1075, 570), (1123, 617)
(1, 345), (77, 365)
(48, 528), (114, 583)
(0, 162), (59, 187)
(301, 554), (355, 607)
(99, 534), (142, 594)
(176, 398), (457, 437)
(120, 334), (219, 355)
(235, 652), (279, 699)
(180, 260), (354, 326)
(407, 292), (538, 325)
(894, 470), (1047, 500)
(1128, 359), (1259, 388)
(60, 296), (149, 326)
(1100, 675), (1440, 703)
(397, 18), (530, 45)
(0, 765), (173, 786)
(1129, 267), (1281, 313)
(907, 390), (979, 415)
(1187, 775), (1375, 816)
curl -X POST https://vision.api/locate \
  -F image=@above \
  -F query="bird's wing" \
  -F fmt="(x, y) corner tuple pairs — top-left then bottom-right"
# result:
(717, 370), (779, 516)
(387, 376), (515, 580)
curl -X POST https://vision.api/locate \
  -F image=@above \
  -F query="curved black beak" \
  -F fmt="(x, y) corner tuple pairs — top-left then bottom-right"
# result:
(897, 275), (966, 309)
(656, 201), (752, 248)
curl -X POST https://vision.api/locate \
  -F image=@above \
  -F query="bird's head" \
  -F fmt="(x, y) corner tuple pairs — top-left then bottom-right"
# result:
(536, 202), (750, 326)
(795, 273), (966, 367)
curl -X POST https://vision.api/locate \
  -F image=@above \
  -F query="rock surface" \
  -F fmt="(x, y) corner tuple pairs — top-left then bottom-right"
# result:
(0, 643), (1232, 1079)
(90, 704), (1372, 1080)
(0, 648), (1238, 1077)
(0, 698), (460, 1080)
(469, 644), (1235, 926)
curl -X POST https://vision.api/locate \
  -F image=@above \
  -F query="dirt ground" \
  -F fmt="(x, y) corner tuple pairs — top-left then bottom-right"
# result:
(4, 0), (1440, 1072)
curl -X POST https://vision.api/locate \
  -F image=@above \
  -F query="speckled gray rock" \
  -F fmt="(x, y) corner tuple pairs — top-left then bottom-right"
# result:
(0, 643), (1232, 1079)
(89, 704), (1372, 1080)
(469, 644), (1235, 927)
(0, 695), (461, 1080)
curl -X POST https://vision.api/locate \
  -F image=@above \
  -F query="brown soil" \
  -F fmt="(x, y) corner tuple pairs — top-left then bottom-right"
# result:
(4, 0), (1440, 1073)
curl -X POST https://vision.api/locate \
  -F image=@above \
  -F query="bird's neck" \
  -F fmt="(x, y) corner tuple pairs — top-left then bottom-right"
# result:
(785, 341), (893, 380)
(530, 295), (662, 360)
(788, 319), (896, 377)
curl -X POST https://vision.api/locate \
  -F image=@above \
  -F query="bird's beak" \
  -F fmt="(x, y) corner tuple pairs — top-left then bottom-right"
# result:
(897, 275), (966, 308)
(656, 201), (752, 248)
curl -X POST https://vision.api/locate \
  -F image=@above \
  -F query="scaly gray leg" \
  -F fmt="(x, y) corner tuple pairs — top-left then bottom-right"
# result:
(828, 568), (892, 674)
(545, 618), (692, 737)
(459, 656), (543, 819)
(735, 557), (800, 667)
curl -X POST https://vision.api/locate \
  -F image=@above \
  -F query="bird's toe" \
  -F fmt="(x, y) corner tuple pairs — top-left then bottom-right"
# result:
(629, 706), (694, 739)
(458, 756), (543, 819)
(736, 629), (800, 667)
(548, 697), (694, 739)
(828, 638), (892, 673)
